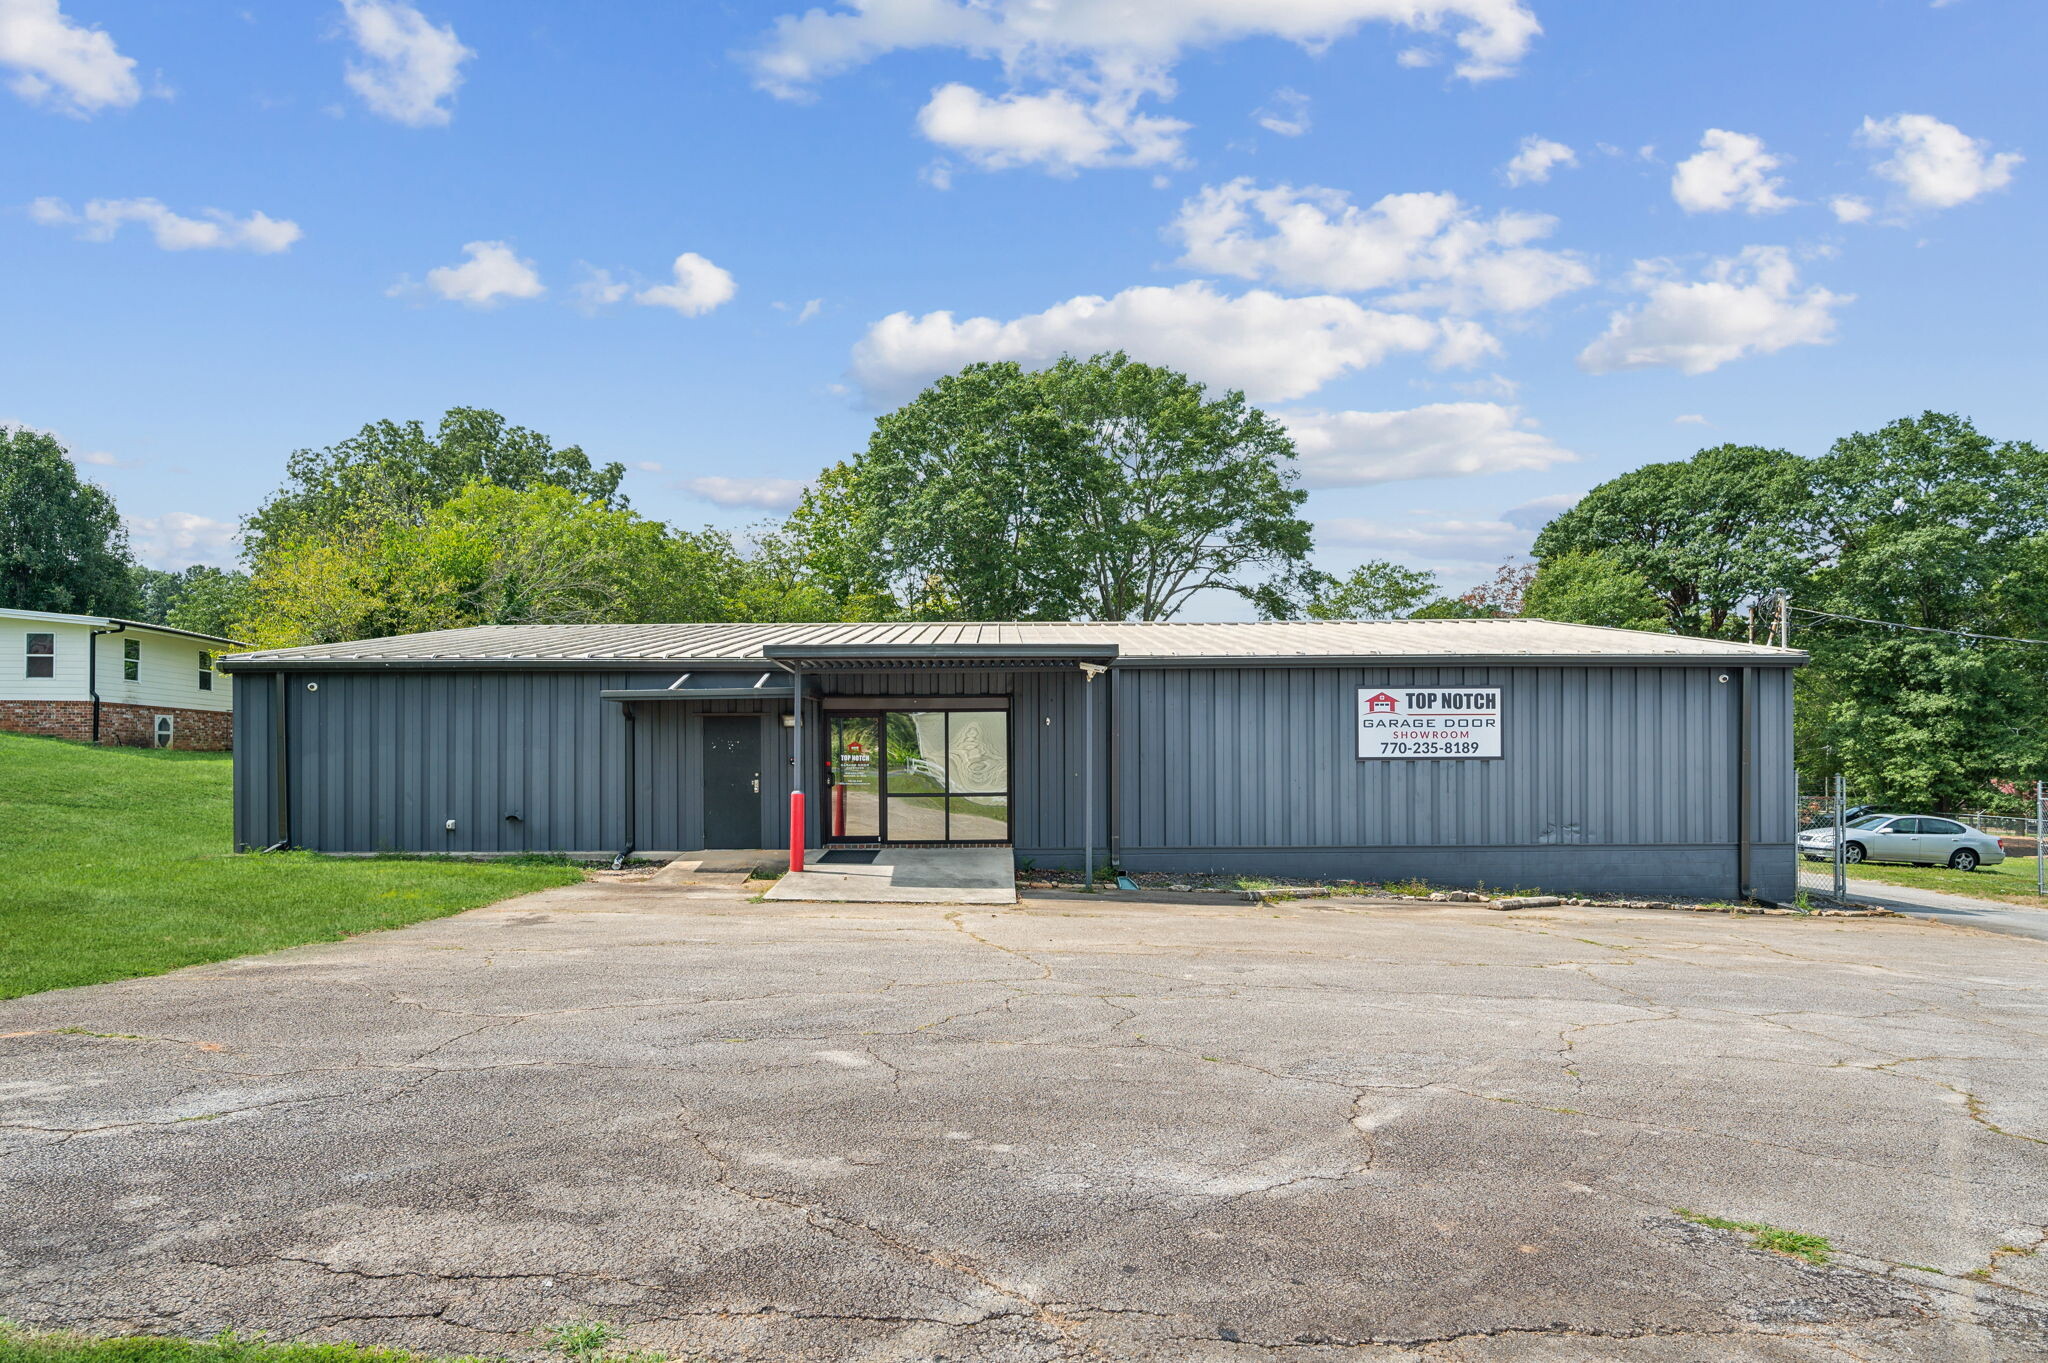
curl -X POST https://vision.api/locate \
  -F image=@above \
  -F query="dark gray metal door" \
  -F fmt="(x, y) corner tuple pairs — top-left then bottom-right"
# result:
(702, 715), (762, 847)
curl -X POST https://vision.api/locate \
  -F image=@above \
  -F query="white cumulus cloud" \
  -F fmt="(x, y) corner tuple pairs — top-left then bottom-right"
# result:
(1282, 402), (1578, 487)
(420, 240), (544, 306)
(1253, 87), (1310, 137)
(850, 280), (1482, 407)
(750, 0), (1542, 96)
(751, 1), (1537, 176)
(0, 0), (140, 115)
(1319, 512), (1532, 565)
(1857, 112), (2021, 209)
(1500, 135), (1575, 186)
(30, 196), (302, 252)
(340, 0), (471, 127)
(1170, 179), (1592, 314)
(917, 81), (1187, 173)
(635, 252), (737, 316)
(1829, 195), (1873, 224)
(681, 476), (810, 510)
(1671, 129), (1794, 214)
(125, 512), (240, 569)
(1577, 246), (1849, 376)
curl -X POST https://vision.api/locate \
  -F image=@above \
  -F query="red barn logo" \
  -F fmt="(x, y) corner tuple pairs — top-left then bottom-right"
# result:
(1363, 692), (1399, 714)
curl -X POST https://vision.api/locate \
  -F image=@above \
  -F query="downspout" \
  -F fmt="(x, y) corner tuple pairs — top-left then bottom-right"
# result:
(270, 671), (291, 850)
(613, 701), (637, 870)
(88, 622), (126, 744)
(1737, 666), (1756, 902)
(1106, 665), (1121, 869)
(1080, 663), (1106, 890)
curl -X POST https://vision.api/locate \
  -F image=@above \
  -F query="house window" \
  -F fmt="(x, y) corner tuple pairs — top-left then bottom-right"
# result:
(198, 650), (214, 691)
(123, 637), (140, 681)
(26, 632), (53, 678)
(154, 715), (175, 749)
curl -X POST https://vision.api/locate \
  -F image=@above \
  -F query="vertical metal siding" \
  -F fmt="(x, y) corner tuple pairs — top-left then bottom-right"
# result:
(225, 661), (1790, 870)
(1113, 665), (1752, 851)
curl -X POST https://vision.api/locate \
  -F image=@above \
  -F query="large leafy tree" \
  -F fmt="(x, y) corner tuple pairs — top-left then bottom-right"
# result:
(792, 353), (1315, 620)
(131, 564), (252, 638)
(1301, 559), (1437, 620)
(1794, 412), (2048, 807)
(235, 483), (829, 647)
(1521, 549), (1664, 630)
(242, 407), (627, 566)
(0, 426), (137, 615)
(1533, 444), (1809, 636)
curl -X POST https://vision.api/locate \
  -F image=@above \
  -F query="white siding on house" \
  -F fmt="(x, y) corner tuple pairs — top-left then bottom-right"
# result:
(0, 613), (232, 712)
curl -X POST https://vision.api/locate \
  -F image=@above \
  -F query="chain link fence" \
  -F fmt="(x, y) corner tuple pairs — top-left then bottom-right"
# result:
(1793, 776), (2048, 905)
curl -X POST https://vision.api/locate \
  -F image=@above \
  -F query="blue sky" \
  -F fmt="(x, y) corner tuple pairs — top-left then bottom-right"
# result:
(3, 0), (2041, 611)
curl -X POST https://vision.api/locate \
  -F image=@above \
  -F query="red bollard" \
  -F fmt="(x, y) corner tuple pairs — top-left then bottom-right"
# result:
(790, 790), (806, 873)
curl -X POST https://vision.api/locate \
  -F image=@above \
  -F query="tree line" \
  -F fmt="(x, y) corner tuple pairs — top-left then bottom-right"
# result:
(3, 354), (2040, 809)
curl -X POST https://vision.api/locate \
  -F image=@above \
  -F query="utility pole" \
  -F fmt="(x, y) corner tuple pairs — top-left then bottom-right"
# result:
(1777, 591), (1791, 649)
(2037, 780), (2045, 898)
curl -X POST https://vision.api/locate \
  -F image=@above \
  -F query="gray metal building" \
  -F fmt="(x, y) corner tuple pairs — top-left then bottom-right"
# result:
(220, 620), (1804, 900)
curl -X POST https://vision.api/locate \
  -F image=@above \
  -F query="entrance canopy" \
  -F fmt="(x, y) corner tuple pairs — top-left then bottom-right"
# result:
(598, 671), (793, 702)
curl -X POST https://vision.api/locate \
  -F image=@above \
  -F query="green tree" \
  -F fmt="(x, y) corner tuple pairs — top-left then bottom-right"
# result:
(792, 353), (1315, 620)
(166, 567), (253, 639)
(0, 426), (137, 615)
(1533, 444), (1809, 636)
(1522, 550), (1665, 630)
(234, 483), (816, 647)
(242, 407), (626, 566)
(1301, 559), (1437, 620)
(130, 564), (252, 638)
(1794, 412), (2048, 807)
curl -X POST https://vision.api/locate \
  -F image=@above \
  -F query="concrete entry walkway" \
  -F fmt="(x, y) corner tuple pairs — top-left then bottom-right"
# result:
(766, 845), (1016, 904)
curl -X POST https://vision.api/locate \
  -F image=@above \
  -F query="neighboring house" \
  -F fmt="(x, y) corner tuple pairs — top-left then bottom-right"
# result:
(0, 608), (243, 750)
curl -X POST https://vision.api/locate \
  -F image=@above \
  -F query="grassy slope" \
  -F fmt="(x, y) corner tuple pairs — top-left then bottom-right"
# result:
(1840, 855), (2048, 909)
(0, 733), (581, 1000)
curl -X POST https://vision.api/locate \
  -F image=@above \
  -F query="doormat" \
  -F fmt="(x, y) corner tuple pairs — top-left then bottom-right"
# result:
(817, 849), (880, 864)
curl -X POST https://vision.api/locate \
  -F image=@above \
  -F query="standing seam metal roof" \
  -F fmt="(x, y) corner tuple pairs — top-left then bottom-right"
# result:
(219, 619), (1806, 666)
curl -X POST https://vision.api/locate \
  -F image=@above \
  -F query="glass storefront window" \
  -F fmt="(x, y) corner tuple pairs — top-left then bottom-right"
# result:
(828, 708), (1010, 843)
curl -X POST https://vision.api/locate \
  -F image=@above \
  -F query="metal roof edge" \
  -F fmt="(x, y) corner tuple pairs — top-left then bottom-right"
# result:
(760, 642), (1122, 661)
(1107, 652), (1809, 669)
(217, 656), (773, 674)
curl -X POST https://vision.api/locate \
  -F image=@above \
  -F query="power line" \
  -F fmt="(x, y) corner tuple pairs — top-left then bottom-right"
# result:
(1790, 604), (2048, 648)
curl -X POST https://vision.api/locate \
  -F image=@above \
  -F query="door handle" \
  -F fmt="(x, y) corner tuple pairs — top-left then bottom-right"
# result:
(752, 778), (760, 794)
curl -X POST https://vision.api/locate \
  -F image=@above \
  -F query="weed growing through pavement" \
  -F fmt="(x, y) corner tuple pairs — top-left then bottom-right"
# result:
(1674, 1209), (1833, 1264)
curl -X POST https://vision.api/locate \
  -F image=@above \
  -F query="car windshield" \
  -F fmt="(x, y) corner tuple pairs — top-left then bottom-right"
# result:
(1846, 816), (1892, 830)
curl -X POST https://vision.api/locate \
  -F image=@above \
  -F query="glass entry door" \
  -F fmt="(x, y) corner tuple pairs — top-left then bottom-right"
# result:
(826, 710), (1009, 844)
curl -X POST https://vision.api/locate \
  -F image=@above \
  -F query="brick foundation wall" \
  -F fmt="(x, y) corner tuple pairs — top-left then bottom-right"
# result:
(0, 699), (233, 750)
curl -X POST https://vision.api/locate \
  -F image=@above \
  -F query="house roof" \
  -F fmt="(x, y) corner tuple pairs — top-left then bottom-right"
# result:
(219, 619), (1806, 671)
(0, 607), (246, 647)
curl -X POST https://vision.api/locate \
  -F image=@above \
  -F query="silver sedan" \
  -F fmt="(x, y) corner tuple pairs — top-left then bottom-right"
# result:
(1799, 814), (2006, 871)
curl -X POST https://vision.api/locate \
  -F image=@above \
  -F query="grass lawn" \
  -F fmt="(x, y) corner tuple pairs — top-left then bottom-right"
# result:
(0, 733), (583, 1001)
(0, 1327), (484, 1363)
(1835, 854), (2048, 909)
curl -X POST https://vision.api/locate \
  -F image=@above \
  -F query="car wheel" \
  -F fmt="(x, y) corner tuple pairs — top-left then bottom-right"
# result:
(1949, 848), (1979, 871)
(1844, 842), (1866, 864)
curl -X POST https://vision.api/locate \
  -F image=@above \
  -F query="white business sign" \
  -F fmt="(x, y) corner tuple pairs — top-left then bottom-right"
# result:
(1357, 687), (1503, 759)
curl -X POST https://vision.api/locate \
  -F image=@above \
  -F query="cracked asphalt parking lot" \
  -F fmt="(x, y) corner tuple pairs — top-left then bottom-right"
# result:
(5, 882), (2048, 1362)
